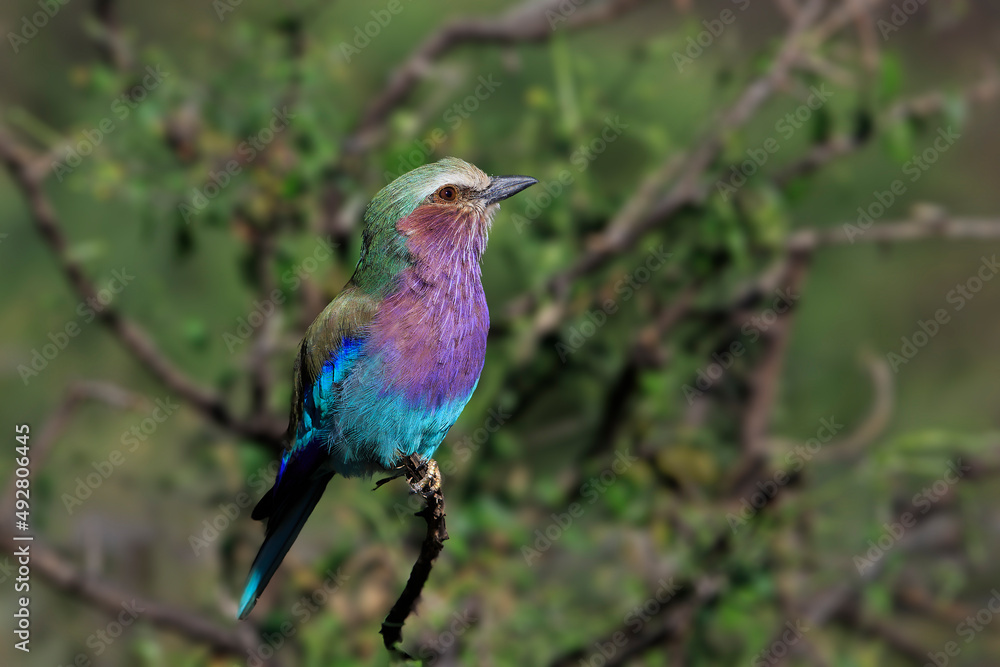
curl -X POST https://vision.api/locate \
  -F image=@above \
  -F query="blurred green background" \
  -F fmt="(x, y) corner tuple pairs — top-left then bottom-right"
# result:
(2, 0), (1000, 665)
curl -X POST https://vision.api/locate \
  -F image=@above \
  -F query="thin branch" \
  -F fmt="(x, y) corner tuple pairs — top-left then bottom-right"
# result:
(2, 380), (149, 517)
(90, 0), (132, 71)
(763, 508), (960, 666)
(346, 0), (655, 153)
(557, 283), (699, 505)
(506, 0), (828, 321)
(728, 251), (812, 495)
(380, 456), (449, 659)
(787, 216), (1000, 250)
(0, 529), (259, 659)
(0, 129), (286, 448)
(548, 579), (721, 667)
(1, 377), (269, 661)
(817, 353), (894, 462)
(776, 68), (1000, 187)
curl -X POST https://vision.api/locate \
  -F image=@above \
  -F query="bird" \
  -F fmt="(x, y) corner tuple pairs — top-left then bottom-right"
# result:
(237, 157), (537, 619)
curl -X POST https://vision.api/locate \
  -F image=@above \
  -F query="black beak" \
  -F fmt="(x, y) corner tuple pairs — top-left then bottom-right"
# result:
(481, 175), (538, 205)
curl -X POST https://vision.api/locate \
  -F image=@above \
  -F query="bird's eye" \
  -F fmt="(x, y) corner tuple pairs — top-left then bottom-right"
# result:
(437, 185), (457, 201)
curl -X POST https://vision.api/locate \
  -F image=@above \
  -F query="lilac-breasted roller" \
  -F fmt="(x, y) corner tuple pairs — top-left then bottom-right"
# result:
(237, 157), (536, 619)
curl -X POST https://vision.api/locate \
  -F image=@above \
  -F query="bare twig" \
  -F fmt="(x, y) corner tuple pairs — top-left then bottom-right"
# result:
(1, 381), (149, 518)
(776, 69), (1000, 187)
(90, 0), (132, 71)
(787, 216), (1000, 249)
(0, 129), (286, 449)
(763, 508), (961, 666)
(548, 579), (721, 667)
(380, 456), (449, 658)
(346, 0), (655, 153)
(0, 529), (260, 659)
(506, 0), (827, 322)
(728, 251), (812, 495)
(817, 353), (894, 462)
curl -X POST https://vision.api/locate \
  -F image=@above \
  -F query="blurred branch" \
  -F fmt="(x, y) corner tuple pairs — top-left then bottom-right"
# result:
(2, 380), (149, 517)
(0, 377), (270, 662)
(0, 528), (261, 660)
(818, 353), (894, 462)
(764, 510), (962, 666)
(89, 0), (132, 71)
(832, 609), (930, 664)
(548, 579), (721, 667)
(506, 0), (830, 323)
(242, 215), (282, 418)
(727, 251), (811, 496)
(558, 283), (699, 505)
(741, 255), (808, 452)
(0, 128), (286, 449)
(787, 216), (1000, 249)
(776, 68), (1000, 187)
(346, 0), (655, 154)
(813, 0), (888, 41)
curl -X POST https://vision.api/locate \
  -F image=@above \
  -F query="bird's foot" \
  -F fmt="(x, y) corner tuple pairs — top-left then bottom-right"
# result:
(406, 455), (441, 499)
(372, 470), (405, 491)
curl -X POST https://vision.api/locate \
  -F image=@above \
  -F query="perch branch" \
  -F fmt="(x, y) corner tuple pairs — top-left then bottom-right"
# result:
(380, 456), (450, 658)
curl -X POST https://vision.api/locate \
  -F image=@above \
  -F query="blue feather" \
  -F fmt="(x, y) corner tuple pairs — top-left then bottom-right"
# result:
(236, 343), (362, 619)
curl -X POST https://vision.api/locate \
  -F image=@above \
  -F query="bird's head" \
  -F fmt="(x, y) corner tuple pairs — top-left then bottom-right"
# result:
(354, 157), (537, 291)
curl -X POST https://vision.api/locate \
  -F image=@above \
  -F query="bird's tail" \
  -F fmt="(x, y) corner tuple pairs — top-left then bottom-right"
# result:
(237, 467), (334, 620)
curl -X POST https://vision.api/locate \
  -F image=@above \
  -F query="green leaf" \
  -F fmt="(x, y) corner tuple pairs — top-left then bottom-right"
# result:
(881, 117), (916, 164)
(877, 52), (904, 104)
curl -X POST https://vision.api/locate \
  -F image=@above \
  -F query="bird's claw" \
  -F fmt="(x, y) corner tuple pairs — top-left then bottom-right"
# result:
(373, 455), (441, 497)
(372, 471), (404, 491)
(407, 456), (441, 498)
